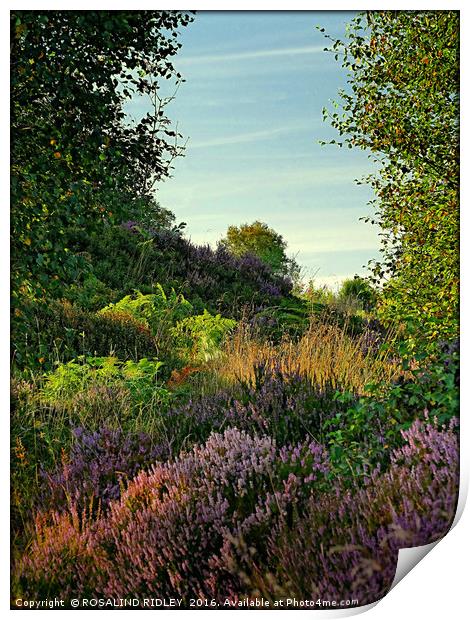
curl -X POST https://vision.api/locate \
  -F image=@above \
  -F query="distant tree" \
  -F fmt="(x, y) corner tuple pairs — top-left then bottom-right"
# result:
(338, 276), (377, 311)
(219, 221), (300, 282)
(11, 10), (193, 303)
(321, 11), (459, 346)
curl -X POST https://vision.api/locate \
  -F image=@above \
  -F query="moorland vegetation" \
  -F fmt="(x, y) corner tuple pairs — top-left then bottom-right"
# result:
(11, 10), (459, 608)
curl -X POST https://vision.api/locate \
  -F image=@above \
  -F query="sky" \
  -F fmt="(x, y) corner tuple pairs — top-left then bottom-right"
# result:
(127, 11), (381, 288)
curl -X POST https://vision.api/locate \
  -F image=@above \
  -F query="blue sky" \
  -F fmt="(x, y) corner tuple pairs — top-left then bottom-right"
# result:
(127, 11), (381, 288)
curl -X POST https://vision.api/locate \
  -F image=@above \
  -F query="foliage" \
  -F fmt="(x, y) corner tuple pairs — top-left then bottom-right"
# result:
(219, 220), (300, 281)
(41, 356), (168, 410)
(99, 286), (193, 335)
(99, 286), (195, 362)
(161, 364), (345, 455)
(321, 11), (459, 345)
(74, 224), (292, 318)
(11, 10), (192, 302)
(338, 276), (377, 311)
(15, 418), (458, 604)
(10, 10), (459, 606)
(249, 297), (311, 340)
(123, 197), (183, 233)
(15, 428), (330, 601)
(60, 274), (116, 312)
(171, 310), (237, 363)
(299, 280), (383, 334)
(324, 339), (459, 478)
(12, 299), (157, 372)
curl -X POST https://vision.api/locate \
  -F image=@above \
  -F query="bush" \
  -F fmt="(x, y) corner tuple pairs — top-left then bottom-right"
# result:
(237, 417), (459, 607)
(161, 364), (345, 454)
(16, 428), (330, 601)
(61, 273), (117, 312)
(99, 286), (194, 361)
(41, 427), (168, 515)
(323, 338), (460, 479)
(171, 310), (237, 363)
(338, 276), (377, 312)
(15, 417), (458, 605)
(249, 297), (311, 341)
(41, 356), (169, 411)
(73, 224), (293, 319)
(12, 299), (157, 372)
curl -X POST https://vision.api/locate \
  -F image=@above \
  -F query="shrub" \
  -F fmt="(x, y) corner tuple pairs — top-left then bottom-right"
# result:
(75, 224), (292, 319)
(162, 364), (345, 454)
(61, 273), (117, 312)
(12, 299), (157, 372)
(171, 310), (237, 363)
(11, 370), (168, 546)
(323, 338), (460, 479)
(249, 297), (311, 341)
(99, 287), (193, 360)
(41, 427), (168, 515)
(16, 418), (458, 605)
(338, 276), (377, 312)
(237, 417), (459, 607)
(16, 428), (330, 602)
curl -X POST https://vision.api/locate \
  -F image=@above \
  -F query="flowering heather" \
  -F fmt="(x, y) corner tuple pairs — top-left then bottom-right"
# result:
(15, 413), (458, 607)
(17, 428), (330, 602)
(41, 427), (168, 514)
(164, 364), (344, 451)
(181, 243), (291, 311)
(243, 417), (459, 607)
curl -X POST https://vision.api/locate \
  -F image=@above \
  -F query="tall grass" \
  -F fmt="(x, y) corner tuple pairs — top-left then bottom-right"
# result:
(201, 318), (399, 395)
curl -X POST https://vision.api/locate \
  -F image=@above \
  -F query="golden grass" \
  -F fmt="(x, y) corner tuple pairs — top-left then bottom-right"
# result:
(201, 318), (400, 395)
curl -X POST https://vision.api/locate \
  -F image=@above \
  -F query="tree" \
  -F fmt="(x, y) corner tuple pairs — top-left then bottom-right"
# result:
(321, 11), (459, 346)
(338, 276), (377, 312)
(11, 10), (193, 303)
(219, 220), (300, 282)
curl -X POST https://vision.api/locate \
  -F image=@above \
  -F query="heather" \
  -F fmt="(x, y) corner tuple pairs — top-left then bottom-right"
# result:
(11, 10), (459, 611)
(159, 364), (347, 454)
(15, 419), (458, 605)
(244, 418), (459, 606)
(41, 426), (168, 514)
(67, 224), (292, 318)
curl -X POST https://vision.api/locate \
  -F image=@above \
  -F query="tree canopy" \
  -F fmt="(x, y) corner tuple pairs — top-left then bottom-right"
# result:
(322, 11), (459, 347)
(11, 10), (193, 302)
(219, 220), (300, 282)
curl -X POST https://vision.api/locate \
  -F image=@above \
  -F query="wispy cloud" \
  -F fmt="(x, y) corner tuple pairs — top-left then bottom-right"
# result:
(158, 164), (373, 205)
(178, 45), (324, 66)
(189, 126), (295, 149)
(287, 236), (380, 254)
